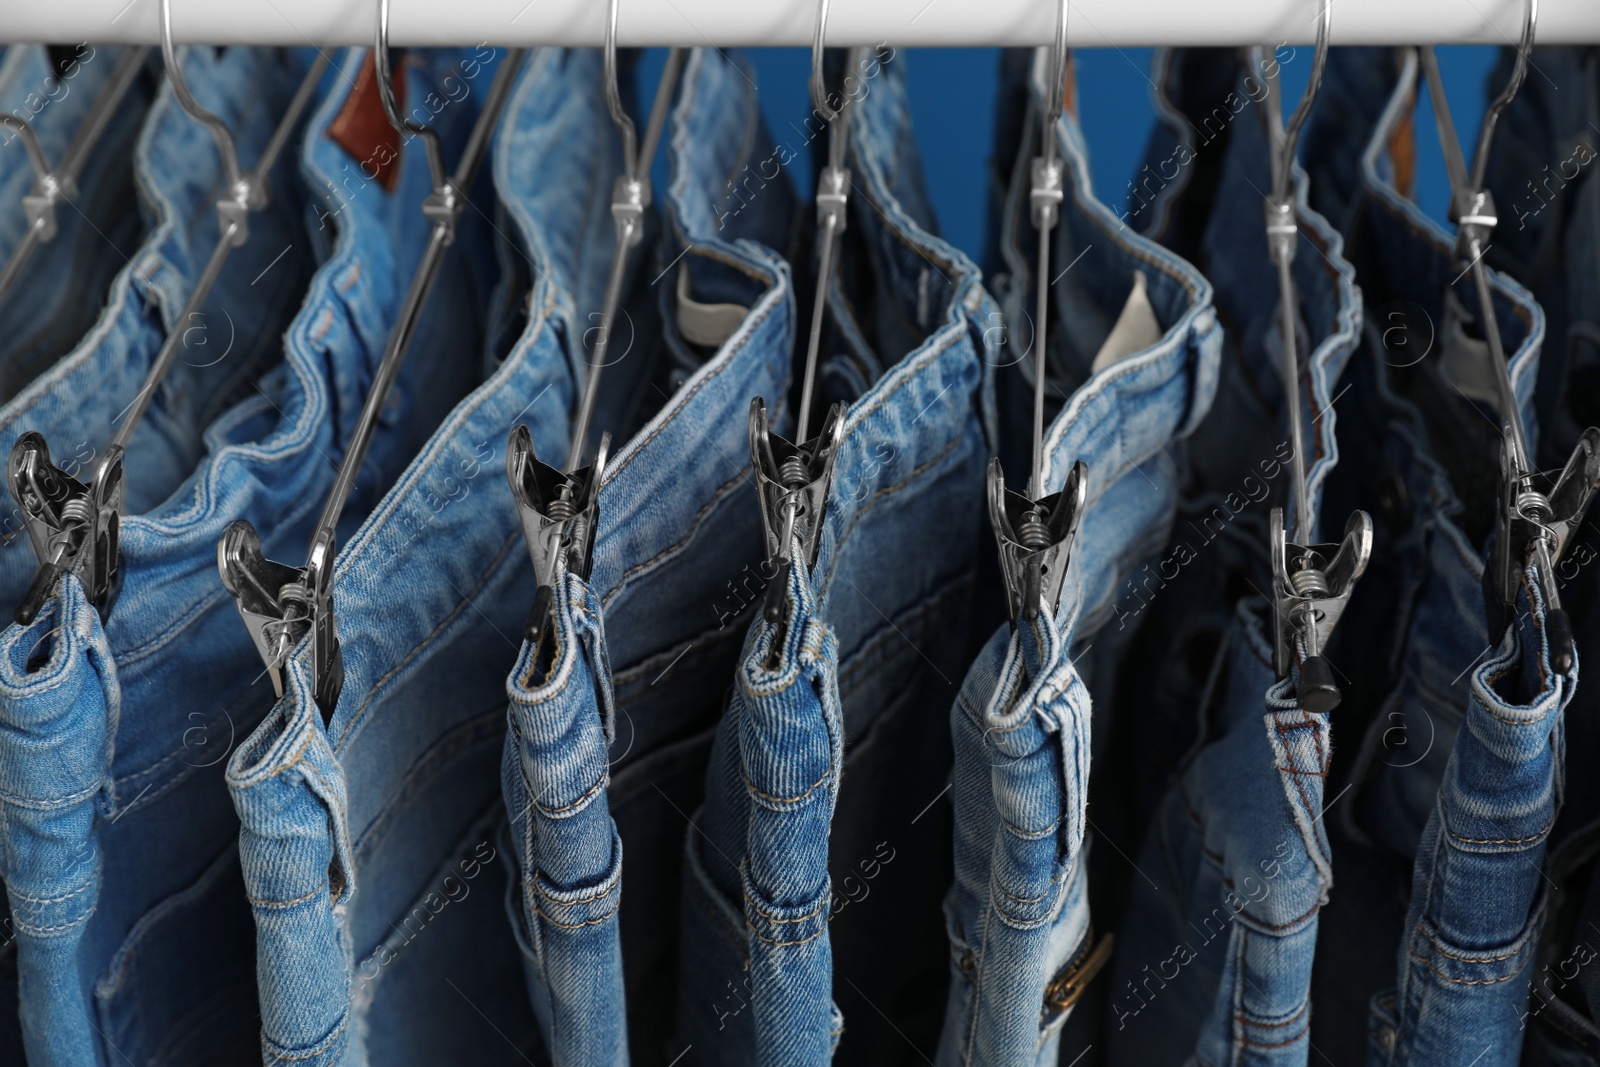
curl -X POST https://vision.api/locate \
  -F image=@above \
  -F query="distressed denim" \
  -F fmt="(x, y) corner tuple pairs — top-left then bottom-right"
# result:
(1350, 50), (1574, 1067)
(0, 43), (153, 1061)
(934, 46), (1221, 1067)
(493, 47), (800, 1067)
(1293, 46), (1562, 1067)
(1480, 46), (1600, 1066)
(1102, 46), (1363, 1067)
(676, 46), (996, 1067)
(0, 45), (323, 608)
(0, 46), (337, 1067)
(1368, 572), (1571, 1067)
(223, 45), (629, 1067)
(1103, 47), (1359, 877)
(0, 45), (153, 401)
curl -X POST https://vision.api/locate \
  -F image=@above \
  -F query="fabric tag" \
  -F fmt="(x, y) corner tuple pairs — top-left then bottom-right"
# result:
(1439, 288), (1502, 409)
(676, 264), (749, 348)
(1090, 270), (1163, 373)
(326, 50), (407, 193)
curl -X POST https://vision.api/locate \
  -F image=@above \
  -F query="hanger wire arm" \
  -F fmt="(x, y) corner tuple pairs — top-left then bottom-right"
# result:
(1419, 14), (1532, 475)
(565, 39), (686, 471)
(306, 47), (526, 554)
(56, 45), (152, 187)
(1262, 2), (1329, 545)
(1027, 0), (1069, 501)
(109, 51), (332, 453)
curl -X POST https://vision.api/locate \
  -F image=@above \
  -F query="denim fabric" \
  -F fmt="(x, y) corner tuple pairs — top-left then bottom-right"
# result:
(1104, 49), (1362, 889)
(1480, 46), (1600, 1066)
(1480, 47), (1600, 1063)
(0, 46), (337, 1067)
(1113, 600), (1339, 1067)
(0, 46), (322, 608)
(492, 47), (799, 1067)
(936, 49), (1221, 1067)
(676, 46), (996, 1067)
(223, 45), (615, 1067)
(1481, 47), (1600, 471)
(1368, 572), (1571, 1067)
(1293, 47), (1558, 1066)
(1086, 46), (1360, 1067)
(0, 44), (153, 1062)
(0, 45), (153, 401)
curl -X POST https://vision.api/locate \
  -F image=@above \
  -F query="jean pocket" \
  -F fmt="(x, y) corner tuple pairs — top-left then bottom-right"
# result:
(92, 839), (260, 1067)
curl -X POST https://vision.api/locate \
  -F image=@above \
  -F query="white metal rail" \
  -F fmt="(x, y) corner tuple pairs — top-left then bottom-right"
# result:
(7, 0), (1599, 48)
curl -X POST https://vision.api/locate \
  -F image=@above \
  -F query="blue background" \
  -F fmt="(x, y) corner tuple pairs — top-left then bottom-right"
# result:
(644, 46), (1501, 262)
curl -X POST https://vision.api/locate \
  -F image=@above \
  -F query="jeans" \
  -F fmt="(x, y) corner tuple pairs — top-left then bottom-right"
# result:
(224, 45), (584, 1067)
(0, 45), (153, 401)
(0, 44), (153, 1062)
(1102, 47), (1361, 891)
(0, 46), (328, 1067)
(0, 45), (321, 610)
(1294, 46), (1563, 1066)
(1101, 46), (1363, 1066)
(676, 45), (996, 1067)
(1479, 47), (1600, 1065)
(495, 47), (800, 1067)
(935, 47), (1222, 1067)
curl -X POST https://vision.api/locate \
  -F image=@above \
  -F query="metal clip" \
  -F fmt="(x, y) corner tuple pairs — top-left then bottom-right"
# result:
(8, 433), (124, 623)
(817, 164), (849, 235)
(216, 521), (342, 717)
(749, 397), (845, 622)
(1269, 508), (1372, 712)
(507, 424), (608, 647)
(1418, 1), (1594, 671)
(11, 33), (331, 628)
(988, 455), (1087, 626)
(1029, 156), (1063, 231)
(218, 521), (310, 698)
(1489, 427), (1600, 668)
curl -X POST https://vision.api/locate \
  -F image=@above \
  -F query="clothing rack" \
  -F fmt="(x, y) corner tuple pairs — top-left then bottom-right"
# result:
(10, 0), (1600, 48)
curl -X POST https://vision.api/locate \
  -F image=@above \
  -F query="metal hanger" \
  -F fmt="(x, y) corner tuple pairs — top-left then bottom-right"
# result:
(987, 0), (1088, 629)
(219, 7), (527, 722)
(0, 45), (151, 303)
(1261, 1), (1371, 713)
(6, 13), (330, 627)
(506, 5), (687, 649)
(1420, 0), (1600, 673)
(747, 0), (861, 624)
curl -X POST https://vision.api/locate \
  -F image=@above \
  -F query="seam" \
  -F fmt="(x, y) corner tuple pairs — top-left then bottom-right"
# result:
(1446, 822), (1551, 846)
(530, 770), (608, 816)
(597, 464), (748, 612)
(1408, 945), (1526, 985)
(743, 763), (833, 805)
(264, 1010), (349, 1060)
(749, 921), (828, 948)
(9, 877), (97, 907)
(249, 883), (327, 911)
(820, 434), (966, 591)
(535, 899), (620, 929)
(1420, 926), (1527, 964)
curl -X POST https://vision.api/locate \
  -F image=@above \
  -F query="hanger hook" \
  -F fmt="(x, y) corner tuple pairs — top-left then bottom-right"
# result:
(809, 0), (835, 122)
(604, 0), (642, 182)
(0, 117), (50, 189)
(1471, 0), (1536, 191)
(374, 0), (448, 193)
(1040, 0), (1069, 171)
(1270, 0), (1331, 205)
(159, 0), (243, 193)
